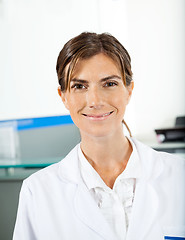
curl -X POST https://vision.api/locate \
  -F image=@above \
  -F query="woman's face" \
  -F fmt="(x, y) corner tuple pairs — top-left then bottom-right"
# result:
(58, 53), (133, 139)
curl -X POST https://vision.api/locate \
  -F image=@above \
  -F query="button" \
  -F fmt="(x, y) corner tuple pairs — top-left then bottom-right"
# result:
(98, 200), (102, 208)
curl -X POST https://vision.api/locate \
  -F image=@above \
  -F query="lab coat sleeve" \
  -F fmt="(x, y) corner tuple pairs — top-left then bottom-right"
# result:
(13, 181), (37, 240)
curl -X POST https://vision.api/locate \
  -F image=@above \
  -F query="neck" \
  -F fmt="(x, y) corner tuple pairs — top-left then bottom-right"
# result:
(80, 128), (132, 189)
(80, 127), (132, 169)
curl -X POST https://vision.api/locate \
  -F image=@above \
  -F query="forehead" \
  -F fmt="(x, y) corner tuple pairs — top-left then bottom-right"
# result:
(70, 53), (122, 79)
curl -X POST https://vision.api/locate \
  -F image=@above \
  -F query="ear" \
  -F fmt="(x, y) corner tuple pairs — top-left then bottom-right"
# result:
(127, 81), (134, 104)
(57, 86), (69, 110)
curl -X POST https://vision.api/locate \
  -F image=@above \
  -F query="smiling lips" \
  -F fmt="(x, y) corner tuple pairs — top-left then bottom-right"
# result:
(82, 111), (114, 120)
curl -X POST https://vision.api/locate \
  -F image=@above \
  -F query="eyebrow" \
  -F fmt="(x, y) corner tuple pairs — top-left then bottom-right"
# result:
(70, 75), (122, 84)
(100, 75), (122, 82)
(70, 79), (88, 84)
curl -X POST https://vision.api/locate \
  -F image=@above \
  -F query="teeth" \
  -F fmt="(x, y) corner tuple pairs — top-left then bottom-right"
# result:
(84, 111), (112, 117)
(102, 112), (110, 117)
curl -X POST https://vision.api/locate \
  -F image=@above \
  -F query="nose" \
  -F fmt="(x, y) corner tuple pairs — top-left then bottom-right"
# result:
(86, 86), (103, 109)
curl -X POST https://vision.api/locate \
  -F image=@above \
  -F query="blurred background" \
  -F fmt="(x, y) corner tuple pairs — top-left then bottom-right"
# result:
(0, 0), (184, 141)
(0, 0), (185, 239)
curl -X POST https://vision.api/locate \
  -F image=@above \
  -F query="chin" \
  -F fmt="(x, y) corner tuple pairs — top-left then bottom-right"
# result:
(80, 127), (117, 139)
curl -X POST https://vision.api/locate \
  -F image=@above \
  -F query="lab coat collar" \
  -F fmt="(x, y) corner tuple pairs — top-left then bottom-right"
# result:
(58, 138), (164, 184)
(78, 138), (142, 191)
(131, 137), (164, 181)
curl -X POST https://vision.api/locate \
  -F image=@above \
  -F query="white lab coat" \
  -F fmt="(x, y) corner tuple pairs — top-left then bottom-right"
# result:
(13, 138), (185, 240)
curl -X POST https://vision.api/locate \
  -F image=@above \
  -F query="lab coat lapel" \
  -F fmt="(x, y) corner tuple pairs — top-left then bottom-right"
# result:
(74, 184), (118, 240)
(126, 138), (164, 240)
(126, 179), (159, 239)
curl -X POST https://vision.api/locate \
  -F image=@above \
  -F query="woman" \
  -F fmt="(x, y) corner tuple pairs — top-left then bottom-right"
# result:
(13, 32), (185, 240)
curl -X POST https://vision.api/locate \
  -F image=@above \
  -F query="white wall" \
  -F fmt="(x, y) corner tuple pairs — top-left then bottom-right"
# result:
(0, 0), (100, 119)
(125, 0), (185, 141)
(0, 0), (184, 141)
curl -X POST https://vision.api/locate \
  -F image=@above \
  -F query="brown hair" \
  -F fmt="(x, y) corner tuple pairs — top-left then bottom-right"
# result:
(56, 32), (133, 136)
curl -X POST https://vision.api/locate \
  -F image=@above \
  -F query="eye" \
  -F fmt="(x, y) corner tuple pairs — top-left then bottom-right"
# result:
(71, 83), (86, 90)
(104, 81), (118, 87)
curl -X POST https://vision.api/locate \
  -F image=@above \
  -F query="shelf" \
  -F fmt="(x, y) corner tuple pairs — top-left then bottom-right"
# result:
(0, 157), (62, 169)
(0, 157), (63, 180)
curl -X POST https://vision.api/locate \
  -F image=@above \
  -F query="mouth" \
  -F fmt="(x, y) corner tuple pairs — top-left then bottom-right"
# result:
(82, 111), (114, 120)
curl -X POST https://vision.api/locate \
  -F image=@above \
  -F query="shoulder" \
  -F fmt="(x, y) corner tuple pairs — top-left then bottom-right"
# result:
(22, 161), (63, 195)
(131, 137), (185, 180)
(23, 144), (80, 190)
(132, 137), (185, 164)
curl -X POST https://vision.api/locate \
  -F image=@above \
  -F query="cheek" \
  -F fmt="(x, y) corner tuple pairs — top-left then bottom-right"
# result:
(67, 95), (83, 113)
(111, 90), (129, 107)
